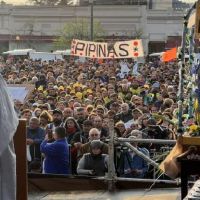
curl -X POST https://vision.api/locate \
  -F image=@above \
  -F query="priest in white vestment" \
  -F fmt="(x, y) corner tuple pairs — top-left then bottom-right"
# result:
(0, 74), (18, 200)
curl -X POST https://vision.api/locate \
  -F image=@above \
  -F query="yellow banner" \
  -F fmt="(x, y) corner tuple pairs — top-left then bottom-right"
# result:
(70, 39), (144, 59)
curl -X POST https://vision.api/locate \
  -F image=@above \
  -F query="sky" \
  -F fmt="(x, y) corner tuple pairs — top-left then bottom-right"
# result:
(4, 0), (27, 5)
(2, 0), (197, 5)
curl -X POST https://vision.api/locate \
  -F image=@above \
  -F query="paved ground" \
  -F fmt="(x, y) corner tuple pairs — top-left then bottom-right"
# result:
(29, 188), (180, 200)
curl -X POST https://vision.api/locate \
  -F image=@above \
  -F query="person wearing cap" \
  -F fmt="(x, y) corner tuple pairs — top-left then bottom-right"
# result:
(142, 117), (170, 150)
(32, 102), (39, 110)
(77, 140), (108, 176)
(115, 121), (126, 137)
(46, 109), (64, 139)
(86, 105), (94, 115)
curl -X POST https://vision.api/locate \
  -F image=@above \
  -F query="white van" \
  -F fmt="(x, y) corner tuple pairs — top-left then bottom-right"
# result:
(29, 52), (63, 61)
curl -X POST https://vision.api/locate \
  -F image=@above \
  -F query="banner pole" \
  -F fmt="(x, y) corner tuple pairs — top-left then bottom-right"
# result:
(178, 3), (196, 134)
(188, 26), (195, 119)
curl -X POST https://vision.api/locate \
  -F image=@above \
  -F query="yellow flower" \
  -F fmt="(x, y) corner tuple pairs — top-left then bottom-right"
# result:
(189, 124), (198, 132)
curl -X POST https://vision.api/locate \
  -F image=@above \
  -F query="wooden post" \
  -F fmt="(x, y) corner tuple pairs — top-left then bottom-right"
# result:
(107, 119), (116, 191)
(14, 119), (27, 200)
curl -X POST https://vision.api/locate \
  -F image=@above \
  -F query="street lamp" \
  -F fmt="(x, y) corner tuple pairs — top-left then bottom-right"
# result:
(16, 35), (20, 49)
(89, 0), (94, 41)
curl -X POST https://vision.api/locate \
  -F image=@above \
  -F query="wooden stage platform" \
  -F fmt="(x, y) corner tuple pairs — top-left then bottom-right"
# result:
(29, 188), (180, 200)
(28, 174), (181, 200)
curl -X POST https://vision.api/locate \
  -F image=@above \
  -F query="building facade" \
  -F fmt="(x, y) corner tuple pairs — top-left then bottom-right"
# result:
(0, 1), (186, 54)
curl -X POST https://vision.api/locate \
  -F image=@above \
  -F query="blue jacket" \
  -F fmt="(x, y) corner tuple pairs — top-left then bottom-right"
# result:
(123, 147), (149, 178)
(40, 139), (69, 175)
(27, 127), (45, 144)
(27, 127), (45, 160)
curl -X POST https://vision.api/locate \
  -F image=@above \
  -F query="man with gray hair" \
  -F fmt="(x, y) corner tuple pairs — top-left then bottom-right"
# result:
(27, 117), (45, 164)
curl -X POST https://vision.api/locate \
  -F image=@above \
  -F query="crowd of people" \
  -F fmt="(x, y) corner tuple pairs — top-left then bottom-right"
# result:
(0, 55), (186, 178)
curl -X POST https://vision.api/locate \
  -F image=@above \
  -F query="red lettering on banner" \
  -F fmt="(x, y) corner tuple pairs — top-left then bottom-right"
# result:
(133, 41), (138, 46)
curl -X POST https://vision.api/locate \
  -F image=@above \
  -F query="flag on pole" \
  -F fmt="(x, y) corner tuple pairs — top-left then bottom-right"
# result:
(162, 47), (177, 62)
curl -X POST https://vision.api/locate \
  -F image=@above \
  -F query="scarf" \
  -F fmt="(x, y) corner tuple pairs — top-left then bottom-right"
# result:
(67, 127), (76, 135)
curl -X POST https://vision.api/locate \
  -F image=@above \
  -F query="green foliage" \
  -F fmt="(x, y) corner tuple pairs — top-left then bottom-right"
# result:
(54, 18), (105, 49)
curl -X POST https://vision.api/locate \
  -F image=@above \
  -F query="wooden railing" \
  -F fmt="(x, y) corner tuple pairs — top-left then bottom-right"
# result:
(14, 119), (27, 200)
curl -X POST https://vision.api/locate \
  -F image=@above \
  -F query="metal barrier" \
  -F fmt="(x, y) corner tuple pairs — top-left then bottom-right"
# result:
(106, 122), (177, 191)
(117, 138), (176, 145)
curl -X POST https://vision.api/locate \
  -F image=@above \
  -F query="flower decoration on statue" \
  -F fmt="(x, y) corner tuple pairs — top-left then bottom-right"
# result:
(186, 124), (200, 137)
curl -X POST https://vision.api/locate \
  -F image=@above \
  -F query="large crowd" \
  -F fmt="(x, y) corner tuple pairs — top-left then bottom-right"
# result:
(0, 55), (185, 178)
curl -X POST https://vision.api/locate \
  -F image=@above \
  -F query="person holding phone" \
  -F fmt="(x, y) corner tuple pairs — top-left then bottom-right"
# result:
(40, 127), (69, 175)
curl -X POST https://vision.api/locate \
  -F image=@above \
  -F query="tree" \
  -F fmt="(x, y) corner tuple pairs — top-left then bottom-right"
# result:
(122, 27), (143, 39)
(133, 27), (143, 39)
(54, 18), (105, 49)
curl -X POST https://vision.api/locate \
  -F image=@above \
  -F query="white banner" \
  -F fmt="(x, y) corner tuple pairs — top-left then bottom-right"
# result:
(70, 39), (144, 59)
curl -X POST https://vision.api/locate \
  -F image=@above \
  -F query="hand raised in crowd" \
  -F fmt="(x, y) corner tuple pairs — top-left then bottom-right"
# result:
(27, 138), (34, 145)
(44, 132), (53, 141)
(44, 134), (49, 141)
(74, 142), (82, 149)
